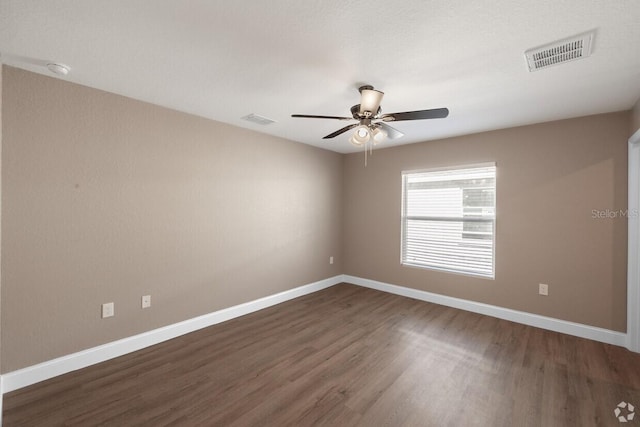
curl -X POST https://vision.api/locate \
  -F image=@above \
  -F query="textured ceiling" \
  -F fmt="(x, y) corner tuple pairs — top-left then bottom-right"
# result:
(1, 1), (639, 153)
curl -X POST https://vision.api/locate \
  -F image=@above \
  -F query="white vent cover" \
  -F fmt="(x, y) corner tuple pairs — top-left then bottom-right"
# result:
(241, 113), (276, 125)
(525, 31), (594, 72)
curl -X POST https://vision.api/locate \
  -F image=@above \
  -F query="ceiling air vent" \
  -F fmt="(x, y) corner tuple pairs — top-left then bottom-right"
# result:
(241, 113), (276, 126)
(524, 31), (594, 72)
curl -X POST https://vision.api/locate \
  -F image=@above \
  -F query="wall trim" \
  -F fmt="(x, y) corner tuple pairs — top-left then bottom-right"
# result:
(1, 275), (343, 394)
(628, 128), (640, 352)
(344, 275), (627, 347)
(0, 375), (3, 425)
(2, 272), (631, 395)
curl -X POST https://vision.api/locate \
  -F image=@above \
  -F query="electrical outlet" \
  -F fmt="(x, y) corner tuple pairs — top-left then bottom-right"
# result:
(539, 283), (549, 296)
(142, 295), (151, 309)
(329, 256), (334, 265)
(102, 302), (114, 318)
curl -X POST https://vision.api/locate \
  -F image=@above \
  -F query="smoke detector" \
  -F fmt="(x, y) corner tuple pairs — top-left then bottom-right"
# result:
(46, 63), (71, 76)
(524, 31), (595, 72)
(241, 113), (276, 126)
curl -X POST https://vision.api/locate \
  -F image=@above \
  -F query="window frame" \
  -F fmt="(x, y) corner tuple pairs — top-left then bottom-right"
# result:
(400, 162), (496, 279)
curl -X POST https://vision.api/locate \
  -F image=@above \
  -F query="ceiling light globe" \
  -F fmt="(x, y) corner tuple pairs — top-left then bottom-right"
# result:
(371, 126), (386, 144)
(350, 126), (370, 146)
(349, 135), (362, 146)
(359, 89), (384, 115)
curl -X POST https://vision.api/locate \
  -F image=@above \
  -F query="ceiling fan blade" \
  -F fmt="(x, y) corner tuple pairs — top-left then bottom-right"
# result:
(292, 114), (353, 121)
(323, 123), (359, 139)
(376, 122), (404, 140)
(381, 107), (449, 122)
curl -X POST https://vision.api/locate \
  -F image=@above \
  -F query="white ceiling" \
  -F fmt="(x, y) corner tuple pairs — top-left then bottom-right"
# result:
(1, 1), (639, 153)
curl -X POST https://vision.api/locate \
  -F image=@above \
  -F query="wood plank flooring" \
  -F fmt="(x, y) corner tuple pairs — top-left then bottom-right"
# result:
(4, 283), (640, 426)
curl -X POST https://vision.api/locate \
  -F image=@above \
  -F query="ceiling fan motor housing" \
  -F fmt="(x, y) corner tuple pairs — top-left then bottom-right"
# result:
(351, 104), (380, 120)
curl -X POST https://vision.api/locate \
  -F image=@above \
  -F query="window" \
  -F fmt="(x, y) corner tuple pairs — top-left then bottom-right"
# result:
(401, 164), (496, 278)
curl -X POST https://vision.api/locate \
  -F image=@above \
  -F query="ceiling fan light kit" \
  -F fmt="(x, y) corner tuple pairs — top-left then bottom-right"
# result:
(292, 85), (449, 165)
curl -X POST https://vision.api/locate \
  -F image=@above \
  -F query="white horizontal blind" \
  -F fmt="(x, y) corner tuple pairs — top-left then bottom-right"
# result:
(401, 164), (496, 278)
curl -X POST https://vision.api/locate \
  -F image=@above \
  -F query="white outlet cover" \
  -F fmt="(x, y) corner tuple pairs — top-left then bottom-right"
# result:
(142, 295), (151, 308)
(102, 302), (114, 318)
(539, 284), (549, 296)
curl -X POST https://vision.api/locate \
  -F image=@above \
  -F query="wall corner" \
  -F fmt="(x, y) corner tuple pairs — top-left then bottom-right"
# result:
(631, 96), (640, 137)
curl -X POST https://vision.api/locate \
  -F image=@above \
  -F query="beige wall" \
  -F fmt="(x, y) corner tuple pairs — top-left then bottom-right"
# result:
(632, 97), (640, 136)
(0, 64), (632, 373)
(343, 112), (629, 331)
(1, 66), (343, 372)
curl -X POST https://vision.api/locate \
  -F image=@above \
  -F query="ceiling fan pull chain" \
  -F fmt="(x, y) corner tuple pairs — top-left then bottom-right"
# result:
(364, 144), (367, 167)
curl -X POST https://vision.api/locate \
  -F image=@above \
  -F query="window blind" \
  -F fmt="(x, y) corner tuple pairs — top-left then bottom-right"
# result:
(401, 164), (496, 278)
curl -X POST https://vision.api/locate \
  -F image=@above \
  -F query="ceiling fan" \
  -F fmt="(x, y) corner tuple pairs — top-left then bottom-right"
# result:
(291, 85), (449, 148)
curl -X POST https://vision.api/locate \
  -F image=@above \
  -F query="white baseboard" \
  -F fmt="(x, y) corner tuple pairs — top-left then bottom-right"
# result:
(1, 274), (628, 395)
(1, 275), (343, 394)
(344, 275), (627, 347)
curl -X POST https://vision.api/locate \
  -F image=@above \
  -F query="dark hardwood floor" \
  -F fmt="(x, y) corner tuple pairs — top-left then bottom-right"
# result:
(4, 283), (640, 426)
